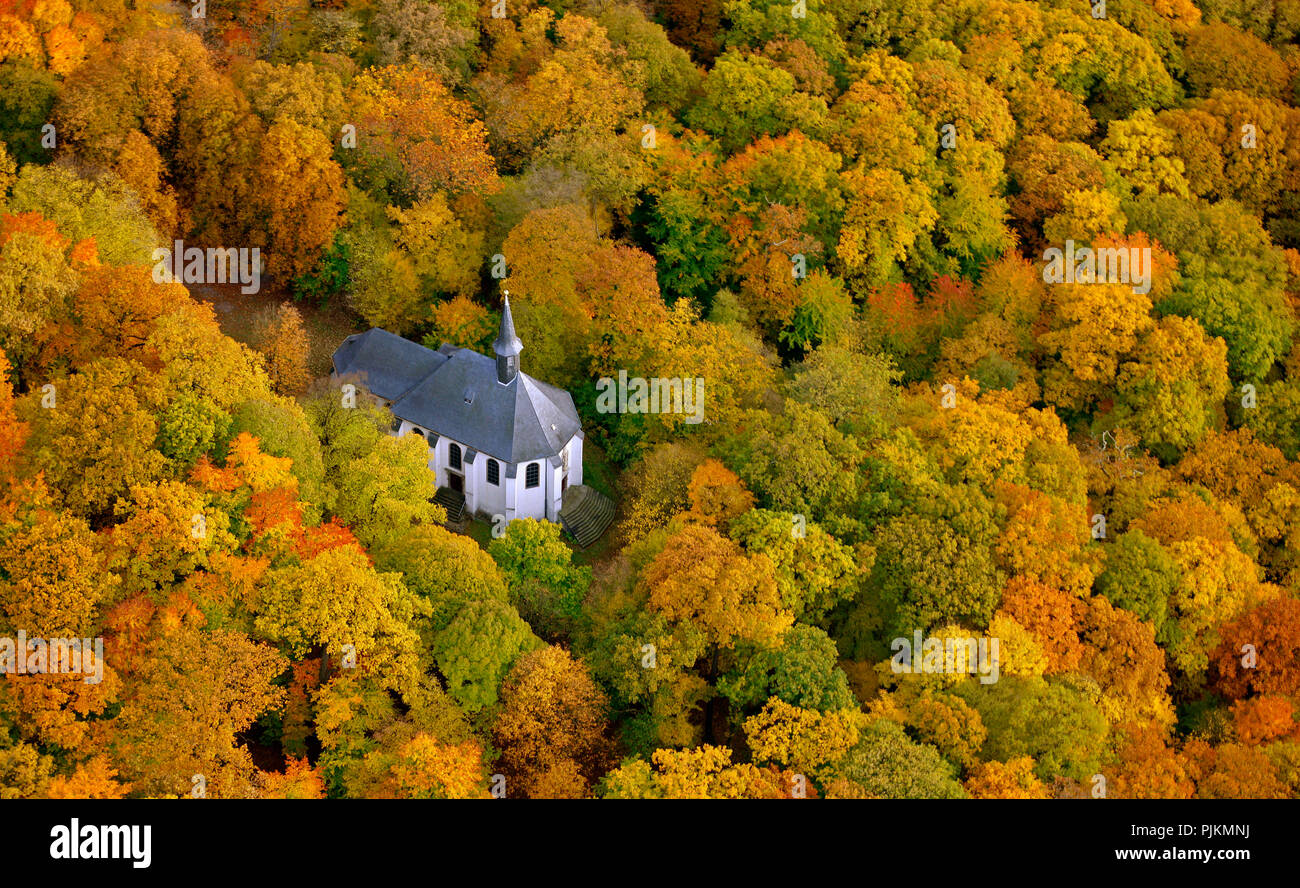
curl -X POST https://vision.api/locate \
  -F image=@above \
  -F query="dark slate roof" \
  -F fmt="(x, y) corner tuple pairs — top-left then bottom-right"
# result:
(494, 294), (523, 357)
(332, 329), (448, 401)
(331, 330), (581, 464)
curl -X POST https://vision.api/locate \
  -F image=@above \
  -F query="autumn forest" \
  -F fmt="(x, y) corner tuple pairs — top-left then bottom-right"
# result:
(1, 0), (1300, 802)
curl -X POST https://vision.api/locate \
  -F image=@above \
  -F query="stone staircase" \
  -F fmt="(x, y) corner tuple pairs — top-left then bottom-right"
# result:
(433, 486), (466, 524)
(559, 485), (615, 549)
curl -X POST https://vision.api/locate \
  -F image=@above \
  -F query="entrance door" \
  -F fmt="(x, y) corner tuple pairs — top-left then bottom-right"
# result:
(562, 474), (568, 495)
(448, 472), (464, 494)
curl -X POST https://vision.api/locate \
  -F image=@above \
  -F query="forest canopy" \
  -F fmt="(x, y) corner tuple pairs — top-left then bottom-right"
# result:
(0, 0), (1299, 800)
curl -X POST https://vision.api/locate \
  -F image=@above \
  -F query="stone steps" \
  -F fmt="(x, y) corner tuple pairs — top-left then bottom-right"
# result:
(433, 486), (466, 524)
(559, 485), (615, 549)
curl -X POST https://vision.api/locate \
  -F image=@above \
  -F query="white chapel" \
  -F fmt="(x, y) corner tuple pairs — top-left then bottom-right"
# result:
(331, 295), (585, 524)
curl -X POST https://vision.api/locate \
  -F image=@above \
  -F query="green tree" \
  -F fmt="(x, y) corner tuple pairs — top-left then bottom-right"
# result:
(686, 50), (821, 152)
(489, 518), (591, 640)
(331, 433), (444, 550)
(1113, 315), (1230, 457)
(1095, 529), (1180, 644)
(830, 718), (965, 799)
(719, 623), (856, 715)
(954, 675), (1110, 782)
(432, 598), (543, 713)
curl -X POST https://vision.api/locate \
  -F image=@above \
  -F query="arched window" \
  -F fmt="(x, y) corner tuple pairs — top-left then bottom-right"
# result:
(449, 442), (462, 470)
(525, 463), (540, 489)
(487, 459), (500, 486)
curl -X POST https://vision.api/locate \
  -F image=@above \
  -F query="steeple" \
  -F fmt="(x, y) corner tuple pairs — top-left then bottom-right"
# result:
(494, 290), (523, 385)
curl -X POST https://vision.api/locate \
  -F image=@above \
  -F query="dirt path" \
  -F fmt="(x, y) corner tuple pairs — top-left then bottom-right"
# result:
(187, 282), (366, 378)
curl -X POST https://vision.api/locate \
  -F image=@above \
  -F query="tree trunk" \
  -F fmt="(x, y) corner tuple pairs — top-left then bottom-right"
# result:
(702, 645), (720, 744)
(316, 644), (332, 685)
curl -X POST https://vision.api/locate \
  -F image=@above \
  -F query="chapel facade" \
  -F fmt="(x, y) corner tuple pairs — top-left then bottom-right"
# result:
(331, 296), (584, 523)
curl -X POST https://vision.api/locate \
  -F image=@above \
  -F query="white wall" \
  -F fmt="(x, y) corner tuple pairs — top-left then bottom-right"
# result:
(514, 460), (546, 519)
(565, 434), (583, 487)
(393, 420), (580, 524)
(478, 456), (507, 517)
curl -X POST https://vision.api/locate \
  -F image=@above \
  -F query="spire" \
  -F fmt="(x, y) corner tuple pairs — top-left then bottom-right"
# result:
(494, 290), (522, 385)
